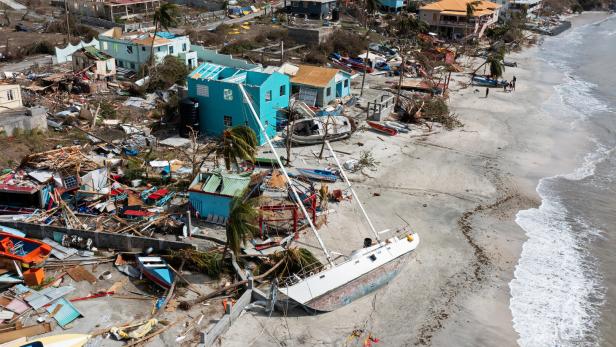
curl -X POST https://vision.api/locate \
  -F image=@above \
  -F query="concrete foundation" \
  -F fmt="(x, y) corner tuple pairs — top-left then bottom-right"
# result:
(0, 106), (48, 135)
(286, 25), (334, 45)
(0, 221), (195, 252)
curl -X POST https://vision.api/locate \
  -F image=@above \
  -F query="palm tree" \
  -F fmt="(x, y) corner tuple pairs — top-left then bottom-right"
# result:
(471, 50), (505, 79)
(216, 125), (258, 171)
(364, 0), (378, 27)
(148, 3), (179, 71)
(487, 53), (505, 79)
(224, 195), (259, 257)
(464, 1), (480, 40)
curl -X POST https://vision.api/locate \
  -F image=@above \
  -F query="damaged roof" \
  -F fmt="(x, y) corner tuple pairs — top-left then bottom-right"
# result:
(420, 0), (501, 14)
(291, 65), (340, 88)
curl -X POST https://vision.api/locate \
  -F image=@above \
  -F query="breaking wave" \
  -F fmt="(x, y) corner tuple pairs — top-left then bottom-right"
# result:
(509, 16), (613, 347)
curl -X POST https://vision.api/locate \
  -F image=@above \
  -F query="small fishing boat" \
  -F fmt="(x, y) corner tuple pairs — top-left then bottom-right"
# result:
(284, 116), (352, 145)
(367, 121), (398, 136)
(297, 168), (338, 182)
(20, 334), (90, 347)
(471, 75), (508, 87)
(0, 232), (51, 265)
(136, 256), (174, 289)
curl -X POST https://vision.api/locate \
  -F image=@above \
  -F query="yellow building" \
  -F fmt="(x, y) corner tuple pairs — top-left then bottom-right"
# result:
(419, 0), (502, 39)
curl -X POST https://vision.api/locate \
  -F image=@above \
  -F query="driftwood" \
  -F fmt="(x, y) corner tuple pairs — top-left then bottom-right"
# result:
(178, 257), (285, 310)
(124, 320), (179, 347)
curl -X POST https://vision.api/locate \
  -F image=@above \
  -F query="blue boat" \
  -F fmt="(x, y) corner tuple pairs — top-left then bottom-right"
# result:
(297, 168), (338, 182)
(472, 75), (508, 87)
(136, 256), (174, 289)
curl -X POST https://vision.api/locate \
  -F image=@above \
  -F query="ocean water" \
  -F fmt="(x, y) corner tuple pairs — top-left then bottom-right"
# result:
(509, 14), (616, 347)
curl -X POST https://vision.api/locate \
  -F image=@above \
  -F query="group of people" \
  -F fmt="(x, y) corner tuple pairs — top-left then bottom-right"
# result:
(484, 76), (518, 98)
(504, 76), (517, 92)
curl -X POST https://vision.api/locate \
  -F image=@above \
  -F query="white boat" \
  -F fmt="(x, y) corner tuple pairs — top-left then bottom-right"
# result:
(239, 85), (419, 313)
(283, 116), (352, 145)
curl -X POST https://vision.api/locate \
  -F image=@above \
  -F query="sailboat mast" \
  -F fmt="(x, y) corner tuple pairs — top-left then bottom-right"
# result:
(238, 84), (334, 266)
(326, 141), (381, 242)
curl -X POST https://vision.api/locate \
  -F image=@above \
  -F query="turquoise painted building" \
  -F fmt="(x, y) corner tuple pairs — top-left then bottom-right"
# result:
(290, 64), (352, 107)
(98, 28), (197, 72)
(187, 63), (290, 145)
(188, 170), (251, 221)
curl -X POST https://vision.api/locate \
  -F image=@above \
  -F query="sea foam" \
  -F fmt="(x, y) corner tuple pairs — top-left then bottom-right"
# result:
(509, 17), (613, 347)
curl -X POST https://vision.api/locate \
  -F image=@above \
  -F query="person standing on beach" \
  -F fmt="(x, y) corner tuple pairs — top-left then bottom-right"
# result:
(504, 84), (508, 93)
(512, 76), (517, 91)
(486, 87), (490, 98)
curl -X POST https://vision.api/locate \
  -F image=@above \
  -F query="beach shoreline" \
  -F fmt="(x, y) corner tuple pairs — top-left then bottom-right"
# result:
(218, 12), (611, 347)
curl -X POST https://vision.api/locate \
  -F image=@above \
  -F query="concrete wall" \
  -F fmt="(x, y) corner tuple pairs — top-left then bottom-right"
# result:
(0, 107), (48, 135)
(0, 84), (22, 109)
(191, 46), (260, 71)
(287, 26), (333, 45)
(0, 221), (195, 251)
(201, 287), (253, 346)
(55, 39), (100, 64)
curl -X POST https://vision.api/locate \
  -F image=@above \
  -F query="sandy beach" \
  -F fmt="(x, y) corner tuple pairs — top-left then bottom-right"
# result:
(217, 12), (610, 347)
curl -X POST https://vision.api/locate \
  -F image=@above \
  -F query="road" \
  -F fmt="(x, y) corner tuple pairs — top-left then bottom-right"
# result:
(203, 1), (284, 30)
(0, 55), (53, 73)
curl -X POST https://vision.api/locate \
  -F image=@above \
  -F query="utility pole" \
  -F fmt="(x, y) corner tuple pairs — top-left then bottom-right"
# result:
(64, 0), (71, 43)
(395, 51), (404, 107)
(359, 40), (370, 97)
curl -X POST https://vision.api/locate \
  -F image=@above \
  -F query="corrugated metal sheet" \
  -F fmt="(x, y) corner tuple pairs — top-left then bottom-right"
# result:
(5, 298), (28, 314)
(202, 174), (222, 193)
(46, 298), (82, 328)
(220, 175), (250, 196)
(25, 285), (75, 310)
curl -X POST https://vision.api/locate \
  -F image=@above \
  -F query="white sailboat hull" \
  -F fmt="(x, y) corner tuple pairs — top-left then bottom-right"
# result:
(279, 233), (420, 312)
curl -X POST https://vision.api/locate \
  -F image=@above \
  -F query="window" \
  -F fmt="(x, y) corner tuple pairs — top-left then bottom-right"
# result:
(7, 90), (14, 101)
(113, 43), (118, 52)
(169, 45), (174, 54)
(182, 43), (187, 51)
(102, 41), (108, 50)
(265, 90), (272, 101)
(223, 115), (232, 127)
(141, 46), (146, 51)
(130, 62), (135, 69)
(280, 85), (286, 96)
(223, 89), (233, 101)
(157, 47), (162, 52)
(326, 87), (331, 97)
(344, 79), (348, 87)
(127, 46), (133, 54)
(196, 85), (209, 97)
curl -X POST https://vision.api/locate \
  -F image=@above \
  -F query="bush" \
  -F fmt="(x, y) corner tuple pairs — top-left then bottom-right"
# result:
(320, 30), (367, 56)
(304, 50), (328, 64)
(145, 56), (190, 92)
(220, 40), (258, 55)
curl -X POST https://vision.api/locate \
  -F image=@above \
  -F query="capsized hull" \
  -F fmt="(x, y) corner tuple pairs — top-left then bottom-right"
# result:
(279, 233), (419, 312)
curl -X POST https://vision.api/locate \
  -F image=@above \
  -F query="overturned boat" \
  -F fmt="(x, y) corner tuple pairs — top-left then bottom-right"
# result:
(283, 116), (352, 145)
(239, 83), (420, 313)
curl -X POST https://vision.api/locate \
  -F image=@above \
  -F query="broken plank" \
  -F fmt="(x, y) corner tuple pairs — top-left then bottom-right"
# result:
(66, 266), (97, 284)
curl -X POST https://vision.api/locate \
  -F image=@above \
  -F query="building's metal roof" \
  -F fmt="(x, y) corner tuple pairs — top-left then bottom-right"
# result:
(291, 65), (339, 88)
(200, 172), (250, 197)
(46, 297), (82, 328)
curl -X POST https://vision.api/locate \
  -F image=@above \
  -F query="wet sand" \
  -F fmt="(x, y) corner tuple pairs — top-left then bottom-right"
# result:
(217, 14), (606, 347)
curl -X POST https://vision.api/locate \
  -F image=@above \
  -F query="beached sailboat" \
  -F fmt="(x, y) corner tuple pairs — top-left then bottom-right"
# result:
(283, 116), (352, 145)
(0, 232), (52, 265)
(239, 84), (419, 313)
(20, 334), (91, 347)
(136, 256), (174, 289)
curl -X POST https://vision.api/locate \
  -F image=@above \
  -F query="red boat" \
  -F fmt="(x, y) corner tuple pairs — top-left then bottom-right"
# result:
(367, 121), (398, 136)
(0, 232), (52, 265)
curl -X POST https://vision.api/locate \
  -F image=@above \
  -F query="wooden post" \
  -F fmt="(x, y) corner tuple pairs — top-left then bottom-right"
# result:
(395, 52), (404, 107)
(64, 0), (71, 42)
